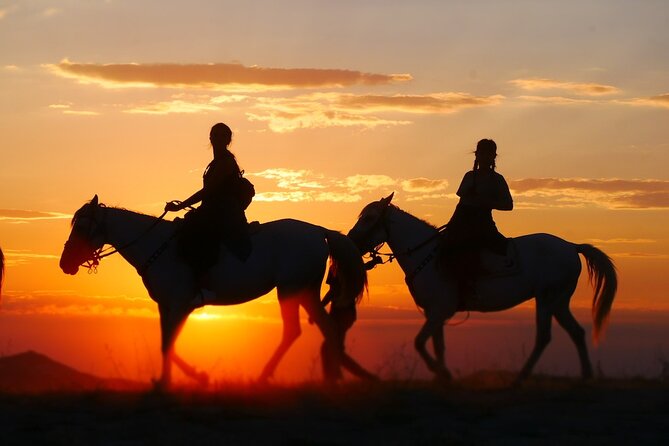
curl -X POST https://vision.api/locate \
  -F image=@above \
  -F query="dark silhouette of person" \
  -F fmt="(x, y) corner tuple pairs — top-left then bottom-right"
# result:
(440, 139), (513, 298)
(165, 123), (252, 288)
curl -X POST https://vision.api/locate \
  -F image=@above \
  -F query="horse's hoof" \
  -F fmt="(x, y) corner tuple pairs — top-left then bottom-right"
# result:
(434, 370), (452, 386)
(151, 378), (169, 393)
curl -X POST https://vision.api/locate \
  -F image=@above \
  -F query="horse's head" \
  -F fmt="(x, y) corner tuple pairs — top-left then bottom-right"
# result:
(347, 192), (394, 255)
(60, 195), (106, 275)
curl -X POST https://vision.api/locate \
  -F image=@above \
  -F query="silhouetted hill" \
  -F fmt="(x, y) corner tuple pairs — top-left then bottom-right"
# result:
(0, 350), (144, 393)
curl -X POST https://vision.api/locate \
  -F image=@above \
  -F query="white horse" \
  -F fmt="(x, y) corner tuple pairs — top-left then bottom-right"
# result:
(60, 195), (370, 388)
(347, 193), (617, 384)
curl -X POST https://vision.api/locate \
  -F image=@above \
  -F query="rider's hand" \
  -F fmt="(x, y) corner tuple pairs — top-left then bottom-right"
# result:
(164, 200), (182, 212)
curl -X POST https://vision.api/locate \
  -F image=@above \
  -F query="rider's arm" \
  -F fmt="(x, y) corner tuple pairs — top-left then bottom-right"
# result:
(491, 174), (513, 211)
(165, 189), (204, 212)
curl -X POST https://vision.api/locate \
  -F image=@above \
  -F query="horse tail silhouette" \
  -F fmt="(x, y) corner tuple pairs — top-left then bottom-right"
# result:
(325, 231), (367, 307)
(0, 247), (4, 300)
(577, 244), (618, 344)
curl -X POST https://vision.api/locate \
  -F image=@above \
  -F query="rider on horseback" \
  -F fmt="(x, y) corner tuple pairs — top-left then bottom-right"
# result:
(440, 138), (513, 298)
(165, 122), (254, 288)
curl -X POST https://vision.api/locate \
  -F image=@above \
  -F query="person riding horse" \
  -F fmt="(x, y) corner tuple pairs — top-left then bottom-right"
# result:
(440, 139), (513, 297)
(165, 123), (254, 289)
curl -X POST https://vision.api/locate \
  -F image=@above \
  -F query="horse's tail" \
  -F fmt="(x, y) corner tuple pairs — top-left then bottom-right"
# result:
(0, 246), (4, 301)
(325, 231), (367, 307)
(577, 244), (618, 345)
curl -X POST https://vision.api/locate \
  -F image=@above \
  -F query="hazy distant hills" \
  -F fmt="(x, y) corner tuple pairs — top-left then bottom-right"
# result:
(0, 351), (146, 393)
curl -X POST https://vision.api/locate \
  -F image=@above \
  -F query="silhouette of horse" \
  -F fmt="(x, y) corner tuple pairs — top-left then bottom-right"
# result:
(60, 195), (369, 388)
(347, 193), (617, 384)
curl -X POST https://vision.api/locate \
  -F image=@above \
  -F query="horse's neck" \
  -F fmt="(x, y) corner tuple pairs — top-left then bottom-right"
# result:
(104, 208), (170, 268)
(386, 207), (438, 270)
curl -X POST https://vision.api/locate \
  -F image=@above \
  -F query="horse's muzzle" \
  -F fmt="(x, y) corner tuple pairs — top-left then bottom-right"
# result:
(59, 257), (79, 275)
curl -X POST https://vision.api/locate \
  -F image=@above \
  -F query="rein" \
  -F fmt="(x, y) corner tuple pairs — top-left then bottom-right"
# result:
(364, 211), (448, 269)
(82, 207), (168, 273)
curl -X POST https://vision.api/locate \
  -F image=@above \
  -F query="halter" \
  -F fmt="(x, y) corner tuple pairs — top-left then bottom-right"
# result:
(359, 202), (448, 272)
(67, 202), (168, 274)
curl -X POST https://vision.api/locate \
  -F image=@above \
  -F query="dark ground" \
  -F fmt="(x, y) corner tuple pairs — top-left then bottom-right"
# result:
(1, 374), (668, 445)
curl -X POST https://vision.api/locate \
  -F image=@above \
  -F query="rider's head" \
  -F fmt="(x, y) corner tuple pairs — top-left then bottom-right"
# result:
(474, 138), (497, 171)
(210, 122), (233, 154)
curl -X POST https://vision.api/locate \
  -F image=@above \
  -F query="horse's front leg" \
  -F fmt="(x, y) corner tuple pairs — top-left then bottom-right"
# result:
(415, 315), (451, 381)
(156, 304), (190, 390)
(173, 353), (209, 387)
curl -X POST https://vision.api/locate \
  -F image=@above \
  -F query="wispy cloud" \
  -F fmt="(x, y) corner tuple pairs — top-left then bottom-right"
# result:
(2, 249), (60, 266)
(0, 209), (72, 222)
(617, 94), (669, 109)
(510, 78), (620, 96)
(247, 92), (501, 132)
(250, 169), (446, 202)
(586, 238), (656, 245)
(0, 292), (157, 318)
(42, 7), (61, 18)
(509, 178), (669, 209)
(336, 92), (505, 113)
(401, 178), (449, 193)
(517, 95), (597, 105)
(48, 103), (99, 116)
(125, 99), (220, 115)
(47, 60), (412, 91)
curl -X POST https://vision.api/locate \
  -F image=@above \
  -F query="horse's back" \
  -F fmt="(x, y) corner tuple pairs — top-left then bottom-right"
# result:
(513, 233), (581, 287)
(249, 219), (330, 290)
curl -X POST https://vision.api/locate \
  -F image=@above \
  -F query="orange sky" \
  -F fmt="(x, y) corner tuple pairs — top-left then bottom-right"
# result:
(1, 1), (668, 382)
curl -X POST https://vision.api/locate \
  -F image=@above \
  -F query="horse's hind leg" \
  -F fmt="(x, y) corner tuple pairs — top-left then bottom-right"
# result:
(301, 291), (342, 382)
(515, 299), (553, 385)
(258, 297), (301, 382)
(553, 302), (593, 380)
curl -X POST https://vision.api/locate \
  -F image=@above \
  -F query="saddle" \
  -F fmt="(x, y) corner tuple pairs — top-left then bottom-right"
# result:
(477, 238), (520, 278)
(456, 239), (520, 310)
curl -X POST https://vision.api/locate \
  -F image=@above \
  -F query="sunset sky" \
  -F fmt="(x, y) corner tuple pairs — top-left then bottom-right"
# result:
(1, 0), (668, 383)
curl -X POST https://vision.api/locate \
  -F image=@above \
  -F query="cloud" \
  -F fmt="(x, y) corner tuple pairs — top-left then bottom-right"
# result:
(510, 78), (620, 96)
(401, 178), (449, 193)
(345, 175), (397, 193)
(509, 178), (669, 209)
(337, 92), (505, 113)
(0, 291), (157, 318)
(1, 250), (60, 266)
(0, 209), (72, 222)
(250, 169), (446, 203)
(247, 92), (500, 132)
(255, 191), (361, 203)
(47, 60), (412, 91)
(247, 108), (410, 133)
(125, 99), (221, 115)
(517, 95), (596, 105)
(48, 103), (99, 116)
(586, 238), (656, 245)
(42, 7), (61, 18)
(617, 94), (669, 109)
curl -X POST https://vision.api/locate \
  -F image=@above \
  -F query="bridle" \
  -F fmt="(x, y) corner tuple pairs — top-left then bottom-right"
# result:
(356, 202), (448, 272)
(65, 202), (168, 274)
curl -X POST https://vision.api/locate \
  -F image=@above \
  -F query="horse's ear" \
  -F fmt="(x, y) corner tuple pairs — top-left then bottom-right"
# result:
(380, 192), (394, 206)
(91, 195), (99, 206)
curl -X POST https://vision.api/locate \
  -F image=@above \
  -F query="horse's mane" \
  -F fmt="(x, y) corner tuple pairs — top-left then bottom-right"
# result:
(71, 200), (133, 227)
(362, 201), (438, 230)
